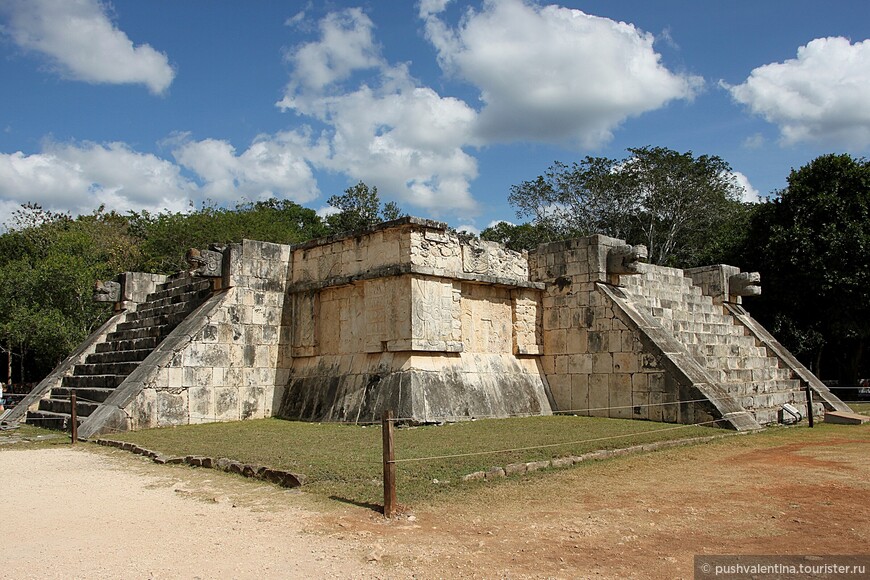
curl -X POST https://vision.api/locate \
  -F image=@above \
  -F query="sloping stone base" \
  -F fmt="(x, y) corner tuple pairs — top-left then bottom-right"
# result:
(278, 353), (553, 423)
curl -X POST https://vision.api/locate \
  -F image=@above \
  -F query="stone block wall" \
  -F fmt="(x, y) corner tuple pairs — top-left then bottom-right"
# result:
(107, 239), (293, 432)
(530, 236), (679, 422)
(278, 218), (551, 423)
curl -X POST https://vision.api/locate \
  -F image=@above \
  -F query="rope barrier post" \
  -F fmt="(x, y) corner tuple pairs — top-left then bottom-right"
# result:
(70, 390), (78, 444)
(382, 409), (397, 519)
(805, 384), (814, 428)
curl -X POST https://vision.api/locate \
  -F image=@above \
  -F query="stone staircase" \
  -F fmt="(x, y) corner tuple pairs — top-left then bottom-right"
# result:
(620, 266), (813, 425)
(26, 273), (214, 430)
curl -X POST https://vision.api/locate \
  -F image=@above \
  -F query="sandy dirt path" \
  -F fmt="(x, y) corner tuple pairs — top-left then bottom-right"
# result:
(1, 446), (374, 579)
(3, 424), (869, 579)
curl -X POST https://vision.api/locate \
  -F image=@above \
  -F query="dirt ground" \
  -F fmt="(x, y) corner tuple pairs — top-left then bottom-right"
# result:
(3, 424), (869, 579)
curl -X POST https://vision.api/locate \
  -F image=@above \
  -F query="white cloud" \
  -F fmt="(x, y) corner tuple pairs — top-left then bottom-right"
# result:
(0, 134), (321, 224)
(422, 0), (702, 147)
(0, 142), (194, 221)
(728, 37), (870, 147)
(731, 171), (761, 204)
(0, 0), (175, 94)
(456, 223), (480, 235)
(171, 132), (320, 204)
(742, 133), (766, 149)
(278, 8), (479, 215)
(487, 219), (514, 228)
(282, 8), (381, 95)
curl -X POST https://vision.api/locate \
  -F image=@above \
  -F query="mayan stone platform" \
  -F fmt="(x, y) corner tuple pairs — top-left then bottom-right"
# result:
(7, 217), (849, 436)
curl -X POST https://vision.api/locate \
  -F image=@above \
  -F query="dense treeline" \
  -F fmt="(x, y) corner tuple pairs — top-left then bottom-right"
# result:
(0, 183), (398, 383)
(483, 149), (870, 385)
(2, 151), (868, 387)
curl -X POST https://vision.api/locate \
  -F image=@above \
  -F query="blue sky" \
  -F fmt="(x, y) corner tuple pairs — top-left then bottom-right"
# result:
(1, 0), (869, 233)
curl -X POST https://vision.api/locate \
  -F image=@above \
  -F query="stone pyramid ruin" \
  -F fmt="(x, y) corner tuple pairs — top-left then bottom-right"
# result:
(3, 217), (849, 437)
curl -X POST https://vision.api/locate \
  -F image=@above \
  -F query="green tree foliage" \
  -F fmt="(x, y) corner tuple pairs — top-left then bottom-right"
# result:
(507, 147), (748, 267)
(325, 182), (406, 234)
(480, 221), (552, 253)
(130, 199), (327, 272)
(0, 205), (140, 379)
(744, 154), (870, 381)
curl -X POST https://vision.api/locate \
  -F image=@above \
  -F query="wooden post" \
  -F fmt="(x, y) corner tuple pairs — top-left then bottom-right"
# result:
(382, 410), (396, 518)
(70, 390), (78, 444)
(806, 384), (814, 428)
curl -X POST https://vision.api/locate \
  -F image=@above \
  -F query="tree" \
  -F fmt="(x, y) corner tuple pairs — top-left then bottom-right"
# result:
(620, 146), (744, 266)
(0, 205), (140, 381)
(130, 199), (327, 272)
(744, 154), (870, 382)
(480, 221), (552, 253)
(507, 147), (747, 267)
(325, 182), (406, 234)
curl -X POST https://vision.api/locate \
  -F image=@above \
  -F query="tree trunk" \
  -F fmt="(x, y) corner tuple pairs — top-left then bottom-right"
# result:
(813, 347), (823, 377)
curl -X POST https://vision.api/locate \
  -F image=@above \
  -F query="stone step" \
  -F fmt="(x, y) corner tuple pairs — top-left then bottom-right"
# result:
(106, 324), (174, 342)
(738, 390), (807, 412)
(25, 410), (81, 431)
(146, 279), (212, 302)
(669, 329), (758, 347)
(719, 378), (802, 396)
(703, 355), (780, 372)
(115, 312), (190, 332)
(95, 336), (160, 353)
(691, 343), (768, 359)
(38, 396), (100, 417)
(61, 374), (126, 389)
(125, 301), (196, 322)
(85, 348), (153, 365)
(714, 367), (793, 383)
(72, 362), (140, 377)
(51, 386), (115, 404)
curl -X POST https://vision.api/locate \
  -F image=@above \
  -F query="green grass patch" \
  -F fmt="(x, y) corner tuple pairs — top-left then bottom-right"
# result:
(0, 423), (71, 448)
(848, 401), (870, 415)
(105, 415), (720, 506)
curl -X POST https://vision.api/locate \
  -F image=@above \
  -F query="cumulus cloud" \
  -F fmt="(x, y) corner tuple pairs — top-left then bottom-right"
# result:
(731, 171), (761, 203)
(171, 132), (320, 204)
(0, 134), (322, 224)
(727, 37), (870, 147)
(0, 0), (175, 94)
(0, 142), (194, 220)
(278, 7), (479, 215)
(421, 0), (702, 147)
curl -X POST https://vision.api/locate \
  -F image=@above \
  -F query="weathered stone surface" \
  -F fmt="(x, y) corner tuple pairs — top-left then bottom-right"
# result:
(525, 460), (551, 472)
(93, 280), (121, 303)
(606, 244), (648, 275)
(31, 219), (849, 439)
(484, 467), (506, 480)
(185, 248), (223, 277)
(504, 463), (527, 476)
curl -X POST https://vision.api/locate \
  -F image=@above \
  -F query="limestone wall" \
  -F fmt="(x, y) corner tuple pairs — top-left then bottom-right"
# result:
(529, 236), (678, 421)
(278, 218), (551, 423)
(79, 239), (293, 436)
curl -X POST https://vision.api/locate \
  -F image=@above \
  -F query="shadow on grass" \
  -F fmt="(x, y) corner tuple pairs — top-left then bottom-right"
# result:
(329, 495), (384, 514)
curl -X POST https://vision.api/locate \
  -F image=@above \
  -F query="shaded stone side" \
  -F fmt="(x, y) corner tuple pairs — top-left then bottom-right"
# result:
(2, 312), (126, 423)
(278, 353), (550, 423)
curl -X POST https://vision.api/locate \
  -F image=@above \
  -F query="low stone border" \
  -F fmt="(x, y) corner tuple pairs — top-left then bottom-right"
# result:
(461, 433), (735, 481)
(94, 438), (306, 488)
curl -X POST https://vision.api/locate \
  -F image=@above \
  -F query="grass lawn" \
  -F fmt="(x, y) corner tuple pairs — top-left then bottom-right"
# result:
(103, 415), (722, 506)
(0, 424), (70, 448)
(848, 401), (870, 415)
